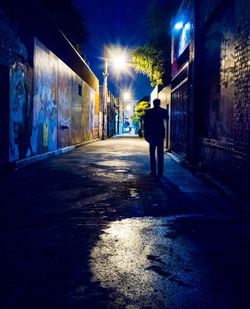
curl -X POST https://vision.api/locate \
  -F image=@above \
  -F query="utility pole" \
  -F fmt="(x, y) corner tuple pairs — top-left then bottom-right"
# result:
(102, 59), (108, 140)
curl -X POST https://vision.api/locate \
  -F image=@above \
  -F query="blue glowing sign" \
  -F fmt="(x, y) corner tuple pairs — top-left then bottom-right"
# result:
(174, 22), (183, 30)
(174, 21), (191, 57)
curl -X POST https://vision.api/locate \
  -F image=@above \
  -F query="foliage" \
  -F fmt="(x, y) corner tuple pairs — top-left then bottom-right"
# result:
(131, 44), (165, 86)
(131, 0), (181, 86)
(134, 101), (151, 118)
(131, 114), (140, 133)
(132, 101), (150, 132)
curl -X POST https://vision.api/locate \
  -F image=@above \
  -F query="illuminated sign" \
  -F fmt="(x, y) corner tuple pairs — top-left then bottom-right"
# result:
(174, 21), (191, 57)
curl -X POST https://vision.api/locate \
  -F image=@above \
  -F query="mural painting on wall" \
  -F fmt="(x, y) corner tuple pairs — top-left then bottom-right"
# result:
(31, 39), (58, 154)
(93, 91), (99, 139)
(58, 60), (72, 148)
(82, 81), (91, 141)
(9, 61), (33, 161)
(71, 76), (84, 145)
(89, 87), (95, 139)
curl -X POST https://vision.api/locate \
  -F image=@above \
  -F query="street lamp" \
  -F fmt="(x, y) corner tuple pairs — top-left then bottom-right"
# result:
(122, 91), (131, 101)
(102, 47), (130, 139)
(102, 59), (108, 140)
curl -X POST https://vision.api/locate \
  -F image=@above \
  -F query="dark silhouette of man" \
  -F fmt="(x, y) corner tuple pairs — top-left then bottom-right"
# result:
(144, 98), (168, 177)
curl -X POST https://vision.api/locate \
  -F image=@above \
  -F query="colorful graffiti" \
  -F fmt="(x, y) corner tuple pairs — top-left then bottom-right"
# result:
(82, 81), (91, 141)
(9, 62), (33, 161)
(58, 60), (72, 148)
(8, 38), (99, 161)
(31, 39), (58, 154)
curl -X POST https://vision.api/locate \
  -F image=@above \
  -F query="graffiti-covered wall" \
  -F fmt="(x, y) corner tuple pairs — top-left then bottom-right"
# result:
(0, 4), (99, 165)
(8, 38), (99, 161)
(9, 62), (33, 160)
(32, 39), (58, 155)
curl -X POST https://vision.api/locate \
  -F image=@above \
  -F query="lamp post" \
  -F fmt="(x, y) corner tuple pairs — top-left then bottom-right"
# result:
(101, 47), (130, 139)
(102, 59), (108, 140)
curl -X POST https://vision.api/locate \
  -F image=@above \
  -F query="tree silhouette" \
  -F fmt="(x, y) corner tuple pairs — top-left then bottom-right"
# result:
(132, 0), (181, 86)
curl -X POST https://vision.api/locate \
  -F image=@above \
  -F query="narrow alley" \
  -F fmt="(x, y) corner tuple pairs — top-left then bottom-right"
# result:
(1, 136), (249, 308)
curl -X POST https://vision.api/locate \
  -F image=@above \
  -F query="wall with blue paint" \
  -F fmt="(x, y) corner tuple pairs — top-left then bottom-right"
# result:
(0, 6), (99, 165)
(8, 38), (99, 162)
(9, 61), (33, 161)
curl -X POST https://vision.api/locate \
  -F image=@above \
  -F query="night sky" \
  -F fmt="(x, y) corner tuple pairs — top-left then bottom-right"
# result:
(74, 0), (155, 101)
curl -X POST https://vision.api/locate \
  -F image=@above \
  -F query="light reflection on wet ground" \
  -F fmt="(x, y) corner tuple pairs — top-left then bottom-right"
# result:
(90, 213), (250, 308)
(90, 217), (199, 308)
(2, 137), (250, 308)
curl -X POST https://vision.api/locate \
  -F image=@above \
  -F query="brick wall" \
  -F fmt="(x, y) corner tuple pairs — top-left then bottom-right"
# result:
(234, 20), (250, 154)
(200, 0), (250, 199)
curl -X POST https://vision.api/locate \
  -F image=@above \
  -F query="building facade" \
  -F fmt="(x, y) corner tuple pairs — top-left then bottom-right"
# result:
(0, 4), (99, 165)
(171, 0), (250, 199)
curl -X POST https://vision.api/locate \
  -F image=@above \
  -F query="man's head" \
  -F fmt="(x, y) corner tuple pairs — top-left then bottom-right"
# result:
(153, 98), (161, 107)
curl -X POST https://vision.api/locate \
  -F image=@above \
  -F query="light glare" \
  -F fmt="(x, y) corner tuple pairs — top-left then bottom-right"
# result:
(103, 45), (134, 79)
(112, 55), (127, 70)
(174, 22), (183, 30)
(123, 91), (131, 101)
(184, 22), (191, 30)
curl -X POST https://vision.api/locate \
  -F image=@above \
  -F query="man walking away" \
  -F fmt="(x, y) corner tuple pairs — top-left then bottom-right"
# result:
(144, 98), (168, 177)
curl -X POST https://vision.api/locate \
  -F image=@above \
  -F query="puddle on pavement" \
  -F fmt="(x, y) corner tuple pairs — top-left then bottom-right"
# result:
(129, 188), (139, 198)
(94, 160), (129, 167)
(89, 217), (196, 307)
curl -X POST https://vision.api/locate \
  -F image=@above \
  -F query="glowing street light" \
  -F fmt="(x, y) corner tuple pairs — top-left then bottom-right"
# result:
(102, 46), (130, 139)
(126, 105), (132, 112)
(122, 91), (132, 101)
(111, 54), (128, 72)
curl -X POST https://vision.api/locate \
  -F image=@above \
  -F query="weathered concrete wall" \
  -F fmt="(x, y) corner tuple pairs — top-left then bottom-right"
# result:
(30, 38), (99, 158)
(0, 10), (31, 162)
(9, 62), (33, 160)
(71, 74), (84, 145)
(0, 6), (100, 164)
(58, 59), (72, 149)
(6, 36), (99, 162)
(31, 39), (58, 155)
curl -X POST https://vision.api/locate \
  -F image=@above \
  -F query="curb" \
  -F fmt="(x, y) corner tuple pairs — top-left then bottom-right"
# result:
(16, 139), (100, 169)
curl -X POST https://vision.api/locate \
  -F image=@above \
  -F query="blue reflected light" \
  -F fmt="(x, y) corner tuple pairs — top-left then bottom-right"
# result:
(174, 22), (183, 30)
(184, 22), (191, 31)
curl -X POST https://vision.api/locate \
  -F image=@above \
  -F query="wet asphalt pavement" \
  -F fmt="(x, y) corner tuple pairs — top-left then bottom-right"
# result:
(1, 136), (250, 308)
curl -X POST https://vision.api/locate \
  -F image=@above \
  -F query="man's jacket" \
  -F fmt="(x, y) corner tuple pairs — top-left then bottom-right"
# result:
(144, 106), (168, 143)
